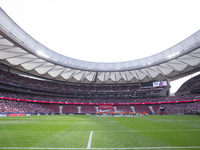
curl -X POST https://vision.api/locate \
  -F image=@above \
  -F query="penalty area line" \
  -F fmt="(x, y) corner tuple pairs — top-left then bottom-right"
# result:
(87, 131), (93, 149)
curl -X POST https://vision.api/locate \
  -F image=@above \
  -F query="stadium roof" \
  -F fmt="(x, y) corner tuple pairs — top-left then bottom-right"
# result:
(0, 7), (200, 84)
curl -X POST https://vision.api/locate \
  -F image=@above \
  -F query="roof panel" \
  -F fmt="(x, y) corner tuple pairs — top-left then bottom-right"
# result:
(7, 57), (35, 65)
(110, 72), (116, 81)
(0, 7), (200, 84)
(104, 72), (110, 82)
(135, 70), (146, 80)
(73, 71), (85, 81)
(115, 72), (122, 81)
(156, 64), (174, 76)
(144, 67), (159, 78)
(86, 72), (95, 82)
(35, 66), (55, 75)
(48, 66), (65, 78)
(124, 71), (133, 81)
(129, 70), (139, 80)
(0, 38), (14, 46)
(0, 51), (22, 59)
(97, 72), (105, 82)
(178, 55), (200, 66)
(166, 60), (188, 72)
(61, 70), (75, 79)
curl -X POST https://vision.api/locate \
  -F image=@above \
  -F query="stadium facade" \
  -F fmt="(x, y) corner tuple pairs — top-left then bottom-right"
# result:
(0, 7), (200, 87)
(1, 7), (200, 116)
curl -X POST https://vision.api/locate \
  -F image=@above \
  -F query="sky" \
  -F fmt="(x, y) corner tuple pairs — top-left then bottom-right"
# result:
(1, 0), (200, 94)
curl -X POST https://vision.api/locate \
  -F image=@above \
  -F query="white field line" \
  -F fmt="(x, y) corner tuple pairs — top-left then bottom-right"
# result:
(94, 129), (200, 132)
(87, 131), (93, 149)
(1, 146), (200, 149)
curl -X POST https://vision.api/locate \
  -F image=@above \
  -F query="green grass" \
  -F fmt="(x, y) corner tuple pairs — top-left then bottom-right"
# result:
(0, 115), (200, 150)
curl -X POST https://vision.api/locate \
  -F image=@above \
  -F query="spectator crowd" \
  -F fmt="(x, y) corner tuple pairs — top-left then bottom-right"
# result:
(0, 69), (200, 114)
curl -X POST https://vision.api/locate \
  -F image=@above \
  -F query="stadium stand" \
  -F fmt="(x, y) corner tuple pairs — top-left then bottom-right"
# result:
(41, 104), (60, 113)
(0, 100), (52, 114)
(115, 106), (133, 113)
(62, 105), (78, 114)
(0, 69), (169, 99)
(162, 102), (200, 115)
(134, 105), (151, 114)
(150, 105), (160, 114)
(0, 69), (200, 115)
(0, 6), (200, 117)
(80, 105), (97, 114)
(176, 74), (200, 95)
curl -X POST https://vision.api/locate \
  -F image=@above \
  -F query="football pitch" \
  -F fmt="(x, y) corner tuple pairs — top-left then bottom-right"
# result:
(0, 115), (200, 150)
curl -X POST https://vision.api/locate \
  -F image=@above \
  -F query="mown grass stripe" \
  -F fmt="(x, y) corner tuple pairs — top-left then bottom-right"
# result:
(1, 146), (200, 149)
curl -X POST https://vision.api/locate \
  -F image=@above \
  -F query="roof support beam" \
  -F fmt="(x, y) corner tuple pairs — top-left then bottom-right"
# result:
(93, 71), (99, 83)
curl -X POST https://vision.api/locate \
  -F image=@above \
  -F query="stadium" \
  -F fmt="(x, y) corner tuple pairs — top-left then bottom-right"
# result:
(0, 2), (200, 150)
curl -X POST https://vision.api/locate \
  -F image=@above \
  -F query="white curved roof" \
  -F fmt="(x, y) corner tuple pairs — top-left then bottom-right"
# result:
(0, 7), (200, 84)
